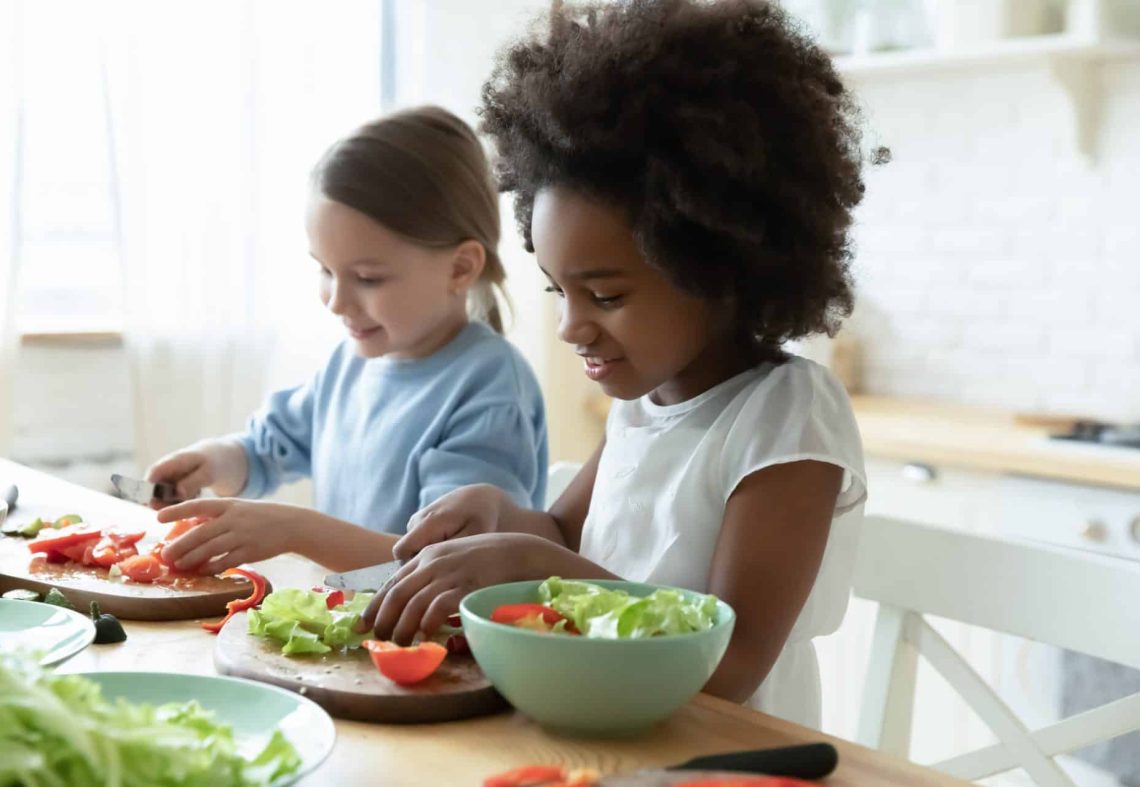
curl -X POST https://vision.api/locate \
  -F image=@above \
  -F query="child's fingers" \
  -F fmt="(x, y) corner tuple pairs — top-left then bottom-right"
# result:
(146, 451), (202, 485)
(159, 514), (228, 561)
(197, 546), (255, 576)
(369, 564), (433, 639)
(172, 531), (242, 571)
(173, 464), (212, 503)
(394, 509), (462, 561)
(389, 580), (449, 646)
(155, 498), (232, 524)
(420, 588), (463, 637)
(359, 558), (418, 628)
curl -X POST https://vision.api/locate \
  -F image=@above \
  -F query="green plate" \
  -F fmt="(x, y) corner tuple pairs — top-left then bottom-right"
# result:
(82, 671), (336, 786)
(0, 598), (96, 665)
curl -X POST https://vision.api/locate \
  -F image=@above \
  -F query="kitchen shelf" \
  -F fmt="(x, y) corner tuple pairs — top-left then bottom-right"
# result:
(835, 34), (1140, 78)
(835, 34), (1140, 161)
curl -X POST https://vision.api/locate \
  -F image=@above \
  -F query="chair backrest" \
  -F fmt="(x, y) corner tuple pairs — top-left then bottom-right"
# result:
(545, 461), (582, 509)
(854, 515), (1140, 786)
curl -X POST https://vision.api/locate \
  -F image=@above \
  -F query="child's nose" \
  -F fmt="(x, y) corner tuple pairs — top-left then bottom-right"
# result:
(556, 299), (597, 346)
(324, 278), (351, 316)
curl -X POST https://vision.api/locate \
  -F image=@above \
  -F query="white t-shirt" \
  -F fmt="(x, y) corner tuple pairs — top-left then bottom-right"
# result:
(579, 355), (867, 729)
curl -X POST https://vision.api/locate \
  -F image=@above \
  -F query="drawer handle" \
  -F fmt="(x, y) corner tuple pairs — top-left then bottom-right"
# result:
(901, 463), (937, 484)
(1079, 519), (1108, 543)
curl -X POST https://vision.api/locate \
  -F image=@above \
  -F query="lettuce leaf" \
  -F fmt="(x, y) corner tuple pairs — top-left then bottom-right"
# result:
(537, 577), (718, 639)
(247, 588), (374, 656)
(0, 652), (300, 787)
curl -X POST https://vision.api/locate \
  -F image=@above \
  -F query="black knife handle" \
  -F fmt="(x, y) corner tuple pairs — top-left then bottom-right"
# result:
(672, 743), (838, 780)
(152, 481), (179, 503)
(2, 485), (16, 511)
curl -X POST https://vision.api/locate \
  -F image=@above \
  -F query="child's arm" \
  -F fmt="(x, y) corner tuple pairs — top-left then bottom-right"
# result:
(155, 499), (397, 575)
(392, 439), (605, 560)
(702, 459), (843, 702)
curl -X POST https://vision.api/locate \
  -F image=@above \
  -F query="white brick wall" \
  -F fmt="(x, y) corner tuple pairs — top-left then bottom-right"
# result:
(848, 61), (1140, 421)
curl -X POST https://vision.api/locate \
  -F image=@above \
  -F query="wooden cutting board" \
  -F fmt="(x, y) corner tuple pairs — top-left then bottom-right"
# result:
(0, 532), (258, 621)
(214, 611), (507, 723)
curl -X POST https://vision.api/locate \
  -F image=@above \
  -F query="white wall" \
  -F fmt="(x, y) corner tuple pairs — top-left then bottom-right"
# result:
(847, 59), (1140, 421)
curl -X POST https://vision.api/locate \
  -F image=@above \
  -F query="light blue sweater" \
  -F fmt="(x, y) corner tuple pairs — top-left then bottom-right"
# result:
(236, 321), (547, 534)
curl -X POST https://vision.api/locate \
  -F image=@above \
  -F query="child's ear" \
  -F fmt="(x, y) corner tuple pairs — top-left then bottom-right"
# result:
(449, 240), (487, 294)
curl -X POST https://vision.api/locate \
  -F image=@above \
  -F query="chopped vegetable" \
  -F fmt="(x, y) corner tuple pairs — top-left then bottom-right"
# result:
(201, 568), (269, 634)
(2, 588), (40, 602)
(117, 553), (165, 583)
(2, 515), (47, 538)
(0, 652), (301, 786)
(491, 603), (575, 633)
(447, 612), (462, 628)
(445, 633), (470, 655)
(27, 524), (101, 555)
(537, 577), (719, 639)
(310, 585), (346, 609)
(362, 640), (447, 685)
(247, 587), (375, 655)
(42, 587), (75, 610)
(152, 516), (208, 567)
(89, 601), (127, 644)
(53, 513), (83, 528)
(483, 765), (599, 787)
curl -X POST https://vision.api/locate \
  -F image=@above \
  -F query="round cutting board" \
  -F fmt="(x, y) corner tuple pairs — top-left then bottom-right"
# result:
(0, 533), (260, 621)
(214, 611), (507, 724)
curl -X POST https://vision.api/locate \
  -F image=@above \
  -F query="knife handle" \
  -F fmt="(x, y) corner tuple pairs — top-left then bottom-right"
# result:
(672, 743), (837, 780)
(2, 485), (16, 510)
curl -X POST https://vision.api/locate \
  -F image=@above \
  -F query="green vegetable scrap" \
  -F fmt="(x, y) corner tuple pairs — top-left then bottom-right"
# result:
(248, 588), (375, 655)
(0, 652), (301, 787)
(41, 587), (75, 611)
(1, 516), (47, 538)
(89, 601), (127, 645)
(537, 577), (719, 639)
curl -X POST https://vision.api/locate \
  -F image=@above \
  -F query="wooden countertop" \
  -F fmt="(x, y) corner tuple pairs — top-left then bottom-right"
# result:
(852, 395), (1140, 492)
(2, 458), (964, 786)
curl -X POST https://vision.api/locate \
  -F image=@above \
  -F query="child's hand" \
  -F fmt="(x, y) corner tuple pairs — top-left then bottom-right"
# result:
(145, 438), (249, 507)
(155, 499), (302, 575)
(363, 533), (570, 645)
(392, 484), (512, 562)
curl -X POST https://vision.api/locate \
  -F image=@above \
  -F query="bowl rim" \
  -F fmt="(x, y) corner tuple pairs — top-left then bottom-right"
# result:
(458, 578), (736, 644)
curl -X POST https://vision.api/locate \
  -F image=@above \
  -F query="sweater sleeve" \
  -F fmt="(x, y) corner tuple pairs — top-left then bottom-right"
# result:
(417, 401), (544, 511)
(235, 376), (317, 499)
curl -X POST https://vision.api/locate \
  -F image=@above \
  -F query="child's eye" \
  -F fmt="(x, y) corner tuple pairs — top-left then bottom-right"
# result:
(543, 285), (565, 298)
(592, 293), (623, 307)
(357, 276), (386, 285)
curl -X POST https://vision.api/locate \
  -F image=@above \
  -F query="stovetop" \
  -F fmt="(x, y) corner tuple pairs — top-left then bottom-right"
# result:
(1050, 420), (1140, 450)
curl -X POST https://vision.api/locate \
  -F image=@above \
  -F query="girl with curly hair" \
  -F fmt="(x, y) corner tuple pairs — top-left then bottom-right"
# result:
(364, 1), (869, 727)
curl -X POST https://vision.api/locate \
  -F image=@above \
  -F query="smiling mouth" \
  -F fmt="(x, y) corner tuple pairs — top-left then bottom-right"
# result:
(347, 325), (382, 340)
(580, 356), (624, 382)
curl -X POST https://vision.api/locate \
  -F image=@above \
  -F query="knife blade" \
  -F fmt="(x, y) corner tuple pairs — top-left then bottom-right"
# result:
(323, 560), (403, 592)
(600, 743), (837, 785)
(110, 473), (180, 506)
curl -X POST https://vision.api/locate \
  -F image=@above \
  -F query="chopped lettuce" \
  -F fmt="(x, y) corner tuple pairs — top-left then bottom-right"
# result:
(247, 588), (374, 656)
(538, 577), (718, 639)
(0, 652), (301, 787)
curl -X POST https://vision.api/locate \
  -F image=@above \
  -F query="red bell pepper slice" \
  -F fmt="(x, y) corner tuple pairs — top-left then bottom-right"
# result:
(483, 765), (571, 787)
(491, 603), (577, 633)
(28, 524), (102, 554)
(311, 586), (345, 609)
(362, 640), (447, 685)
(90, 528), (146, 568)
(201, 567), (269, 634)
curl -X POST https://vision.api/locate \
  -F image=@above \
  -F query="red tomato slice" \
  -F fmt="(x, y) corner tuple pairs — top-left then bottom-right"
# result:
(28, 524), (102, 554)
(490, 603), (577, 633)
(362, 640), (447, 685)
(117, 553), (166, 583)
(153, 517), (208, 566)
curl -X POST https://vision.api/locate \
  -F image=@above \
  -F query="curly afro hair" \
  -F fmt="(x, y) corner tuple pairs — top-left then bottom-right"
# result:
(480, 0), (871, 353)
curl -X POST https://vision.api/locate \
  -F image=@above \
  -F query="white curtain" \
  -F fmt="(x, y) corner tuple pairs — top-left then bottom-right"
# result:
(100, 1), (380, 469)
(0, 1), (21, 456)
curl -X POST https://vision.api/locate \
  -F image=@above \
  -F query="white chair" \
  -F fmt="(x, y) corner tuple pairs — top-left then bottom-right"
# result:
(854, 515), (1140, 786)
(545, 461), (583, 509)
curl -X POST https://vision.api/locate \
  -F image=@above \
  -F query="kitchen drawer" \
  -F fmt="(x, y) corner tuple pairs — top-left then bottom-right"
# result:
(998, 475), (1140, 560)
(865, 457), (1000, 533)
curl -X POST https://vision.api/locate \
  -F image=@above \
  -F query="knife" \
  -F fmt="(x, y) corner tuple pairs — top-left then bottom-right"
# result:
(110, 473), (180, 506)
(323, 560), (403, 592)
(0, 484), (17, 527)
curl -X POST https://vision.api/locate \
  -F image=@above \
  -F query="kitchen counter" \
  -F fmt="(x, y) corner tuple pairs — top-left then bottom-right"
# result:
(2, 458), (964, 786)
(852, 395), (1140, 492)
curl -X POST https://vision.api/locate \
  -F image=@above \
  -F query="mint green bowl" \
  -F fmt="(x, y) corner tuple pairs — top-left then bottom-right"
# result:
(459, 580), (735, 737)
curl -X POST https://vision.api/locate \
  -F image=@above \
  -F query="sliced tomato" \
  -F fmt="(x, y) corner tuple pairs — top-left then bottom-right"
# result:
(28, 524), (102, 554)
(362, 640), (447, 685)
(117, 553), (166, 583)
(152, 516), (209, 567)
(90, 529), (145, 568)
